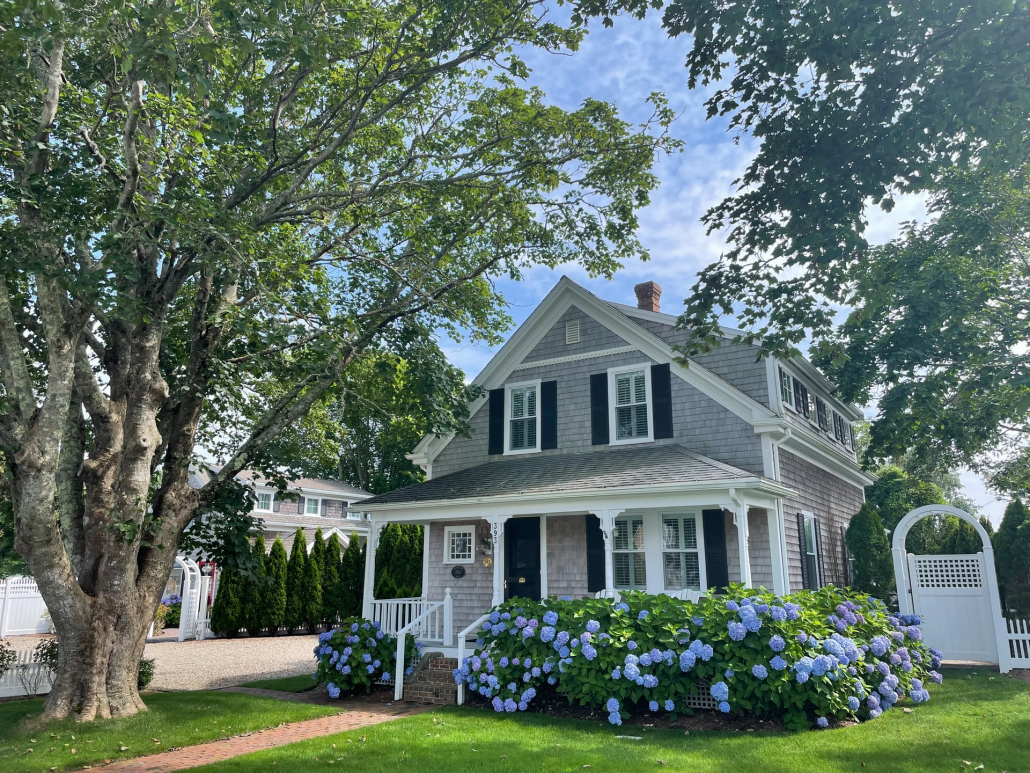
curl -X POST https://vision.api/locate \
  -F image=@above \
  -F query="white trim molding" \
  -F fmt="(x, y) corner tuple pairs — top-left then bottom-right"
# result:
(443, 525), (476, 565)
(511, 345), (636, 372)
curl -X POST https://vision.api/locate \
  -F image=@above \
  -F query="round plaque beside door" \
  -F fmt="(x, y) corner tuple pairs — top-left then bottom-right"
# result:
(451, 565), (466, 579)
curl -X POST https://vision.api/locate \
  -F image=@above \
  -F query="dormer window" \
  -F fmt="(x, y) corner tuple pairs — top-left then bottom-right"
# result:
(816, 397), (829, 432)
(779, 367), (794, 409)
(609, 364), (653, 444)
(504, 381), (540, 454)
(255, 492), (272, 512)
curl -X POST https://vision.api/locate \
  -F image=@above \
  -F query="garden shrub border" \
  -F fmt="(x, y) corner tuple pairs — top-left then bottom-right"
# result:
(452, 585), (943, 730)
(313, 616), (420, 697)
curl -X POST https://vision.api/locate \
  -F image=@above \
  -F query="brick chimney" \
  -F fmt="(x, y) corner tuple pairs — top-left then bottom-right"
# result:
(634, 281), (662, 313)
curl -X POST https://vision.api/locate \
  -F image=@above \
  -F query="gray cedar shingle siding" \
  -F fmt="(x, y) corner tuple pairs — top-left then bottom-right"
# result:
(779, 449), (864, 590)
(545, 515), (590, 599)
(431, 347), (764, 478)
(425, 520), (494, 629)
(719, 508), (774, 589)
(522, 305), (631, 362)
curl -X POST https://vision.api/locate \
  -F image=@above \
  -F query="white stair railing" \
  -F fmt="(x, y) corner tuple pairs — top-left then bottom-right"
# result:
(456, 612), (492, 706)
(392, 589), (453, 701)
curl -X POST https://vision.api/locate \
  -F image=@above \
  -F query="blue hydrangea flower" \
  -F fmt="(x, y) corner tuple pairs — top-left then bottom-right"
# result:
(362, 653), (372, 663)
(627, 640), (638, 651)
(542, 610), (558, 626)
(692, 616), (704, 626)
(649, 701), (659, 711)
(752, 664), (768, 679)
(769, 635), (785, 652)
(582, 644), (598, 661)
(718, 701), (731, 713)
(725, 600), (740, 611)
(664, 699), (675, 711)
(770, 606), (787, 621)
(848, 696), (860, 711)
(559, 646), (570, 658)
(624, 663), (641, 680)
(770, 655), (787, 671)
(679, 651), (696, 671)
(586, 619), (600, 633)
(638, 610), (650, 620)
(728, 622), (747, 641)
(611, 668), (622, 679)
(504, 698), (517, 712)
(725, 669), (735, 678)
(642, 675), (659, 688)
(608, 711), (622, 726)
(606, 697), (620, 712)
(615, 602), (630, 613)
(556, 630), (570, 647)
(816, 717), (829, 728)
(796, 632), (808, 644)
(639, 653), (653, 666)
(366, 665), (374, 674)
(710, 681), (729, 701)
(795, 671), (810, 684)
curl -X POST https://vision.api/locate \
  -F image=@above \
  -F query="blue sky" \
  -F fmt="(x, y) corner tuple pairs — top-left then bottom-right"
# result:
(436, 7), (1009, 525)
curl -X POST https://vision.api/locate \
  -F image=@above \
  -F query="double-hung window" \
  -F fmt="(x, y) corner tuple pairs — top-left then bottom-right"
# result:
(506, 382), (539, 453)
(816, 397), (829, 432)
(662, 515), (701, 591)
(803, 513), (821, 588)
(255, 492), (272, 512)
(613, 517), (647, 589)
(779, 367), (794, 409)
(305, 497), (320, 515)
(444, 526), (474, 564)
(793, 378), (811, 419)
(610, 366), (652, 443)
(833, 411), (849, 445)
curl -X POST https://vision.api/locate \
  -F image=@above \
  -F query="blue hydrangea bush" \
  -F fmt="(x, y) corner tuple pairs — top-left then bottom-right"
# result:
(453, 585), (943, 730)
(313, 617), (419, 698)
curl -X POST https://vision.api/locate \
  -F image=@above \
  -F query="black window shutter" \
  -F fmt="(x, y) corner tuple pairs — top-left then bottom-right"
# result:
(651, 363), (673, 439)
(487, 388), (505, 455)
(841, 525), (852, 586)
(589, 373), (609, 445)
(272, 496), (280, 513)
(793, 378), (805, 414)
(585, 514), (605, 593)
(541, 380), (558, 450)
(297, 496), (305, 514)
(797, 512), (810, 590)
(702, 509), (729, 593)
(321, 499), (328, 516)
(814, 518), (826, 588)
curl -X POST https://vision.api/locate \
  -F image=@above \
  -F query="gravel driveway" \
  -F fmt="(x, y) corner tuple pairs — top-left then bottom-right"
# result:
(146, 634), (320, 692)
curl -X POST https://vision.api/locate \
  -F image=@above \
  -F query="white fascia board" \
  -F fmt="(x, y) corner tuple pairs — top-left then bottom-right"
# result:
(294, 486), (371, 500)
(258, 518), (368, 530)
(361, 477), (797, 521)
(777, 431), (876, 489)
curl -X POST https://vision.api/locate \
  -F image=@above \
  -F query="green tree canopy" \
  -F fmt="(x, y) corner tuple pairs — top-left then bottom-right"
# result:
(845, 503), (894, 600)
(995, 499), (1030, 617)
(0, 0), (675, 719)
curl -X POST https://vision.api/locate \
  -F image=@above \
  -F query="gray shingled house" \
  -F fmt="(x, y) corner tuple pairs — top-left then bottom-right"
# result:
(358, 276), (871, 652)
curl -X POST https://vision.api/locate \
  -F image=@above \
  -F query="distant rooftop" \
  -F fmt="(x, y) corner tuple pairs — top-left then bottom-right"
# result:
(190, 466), (371, 499)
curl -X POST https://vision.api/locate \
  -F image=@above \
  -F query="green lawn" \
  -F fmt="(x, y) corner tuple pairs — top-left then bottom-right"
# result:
(239, 674), (319, 692)
(196, 670), (1030, 773)
(0, 689), (339, 773)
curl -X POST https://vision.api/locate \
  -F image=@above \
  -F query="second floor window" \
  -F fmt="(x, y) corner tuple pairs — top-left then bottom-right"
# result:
(508, 384), (538, 451)
(816, 397), (829, 432)
(305, 497), (320, 515)
(614, 369), (649, 441)
(779, 367), (794, 409)
(255, 492), (272, 512)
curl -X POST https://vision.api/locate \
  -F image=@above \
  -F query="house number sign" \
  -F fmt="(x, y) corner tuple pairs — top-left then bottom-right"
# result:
(451, 565), (466, 579)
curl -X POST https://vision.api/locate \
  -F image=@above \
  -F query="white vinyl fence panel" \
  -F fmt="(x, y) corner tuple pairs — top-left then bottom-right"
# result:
(0, 645), (52, 698)
(1006, 617), (1030, 669)
(0, 576), (50, 637)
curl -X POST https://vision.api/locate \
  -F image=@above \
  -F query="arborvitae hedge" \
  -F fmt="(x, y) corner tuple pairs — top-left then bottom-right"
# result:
(243, 534), (267, 636)
(301, 547), (323, 632)
(322, 532), (342, 626)
(311, 528), (327, 582)
(210, 567), (244, 638)
(845, 503), (894, 599)
(374, 523), (423, 598)
(996, 499), (1030, 617)
(339, 534), (364, 618)
(285, 528), (307, 633)
(264, 537), (288, 633)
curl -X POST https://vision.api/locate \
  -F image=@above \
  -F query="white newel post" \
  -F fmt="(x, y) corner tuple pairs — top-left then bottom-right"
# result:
(892, 545), (913, 616)
(443, 587), (454, 646)
(362, 519), (381, 620)
(489, 516), (510, 606)
(196, 574), (211, 640)
(596, 510), (616, 593)
(729, 491), (752, 589)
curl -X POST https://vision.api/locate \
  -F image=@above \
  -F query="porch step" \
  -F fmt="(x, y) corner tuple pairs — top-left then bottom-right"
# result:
(403, 655), (458, 705)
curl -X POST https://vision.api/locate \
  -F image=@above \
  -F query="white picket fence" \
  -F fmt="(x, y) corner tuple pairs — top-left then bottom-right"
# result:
(0, 645), (52, 698)
(0, 576), (49, 637)
(1005, 617), (1030, 669)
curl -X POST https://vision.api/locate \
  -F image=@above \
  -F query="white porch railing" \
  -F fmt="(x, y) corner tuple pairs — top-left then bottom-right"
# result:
(373, 592), (453, 643)
(456, 613), (491, 706)
(0, 645), (53, 699)
(391, 590), (454, 700)
(1006, 616), (1030, 669)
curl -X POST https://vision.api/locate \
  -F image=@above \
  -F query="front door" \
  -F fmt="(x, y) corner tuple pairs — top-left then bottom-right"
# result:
(505, 517), (541, 601)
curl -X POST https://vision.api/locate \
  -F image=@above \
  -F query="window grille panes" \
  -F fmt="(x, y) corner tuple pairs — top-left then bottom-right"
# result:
(613, 518), (646, 589)
(306, 498), (320, 515)
(816, 398), (829, 431)
(663, 516), (700, 591)
(256, 492), (272, 511)
(615, 370), (648, 439)
(779, 368), (793, 408)
(509, 385), (538, 451)
(794, 380), (811, 419)
(447, 530), (473, 562)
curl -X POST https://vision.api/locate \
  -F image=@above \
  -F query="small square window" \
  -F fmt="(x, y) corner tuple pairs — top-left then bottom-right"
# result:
(306, 497), (320, 515)
(256, 492), (272, 512)
(444, 527), (475, 564)
(565, 319), (581, 344)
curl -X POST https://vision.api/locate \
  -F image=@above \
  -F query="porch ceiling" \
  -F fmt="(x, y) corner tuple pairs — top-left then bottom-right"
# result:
(362, 444), (795, 510)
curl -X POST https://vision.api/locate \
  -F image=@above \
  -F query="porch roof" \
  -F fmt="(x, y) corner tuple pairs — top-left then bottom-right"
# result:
(363, 444), (791, 508)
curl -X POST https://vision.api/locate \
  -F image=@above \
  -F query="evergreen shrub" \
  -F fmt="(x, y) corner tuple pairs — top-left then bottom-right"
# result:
(285, 529), (307, 632)
(454, 586), (943, 730)
(264, 537), (289, 632)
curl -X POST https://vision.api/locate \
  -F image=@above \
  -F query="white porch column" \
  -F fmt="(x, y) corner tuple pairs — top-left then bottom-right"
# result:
(421, 523), (431, 600)
(766, 503), (789, 595)
(593, 510), (617, 593)
(361, 518), (382, 619)
(729, 490), (752, 589)
(489, 516), (511, 606)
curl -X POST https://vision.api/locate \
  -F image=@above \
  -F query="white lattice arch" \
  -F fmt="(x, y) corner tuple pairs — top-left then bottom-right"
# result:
(891, 504), (1010, 671)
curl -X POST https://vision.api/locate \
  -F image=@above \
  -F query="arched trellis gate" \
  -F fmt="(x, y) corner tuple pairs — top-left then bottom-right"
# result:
(175, 556), (214, 641)
(891, 505), (1023, 672)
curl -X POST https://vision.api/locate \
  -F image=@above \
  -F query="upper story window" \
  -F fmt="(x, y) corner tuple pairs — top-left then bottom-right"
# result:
(803, 512), (822, 588)
(305, 497), (320, 515)
(505, 381), (540, 454)
(779, 367), (794, 409)
(610, 365), (652, 444)
(613, 517), (647, 589)
(816, 397), (829, 432)
(793, 378), (811, 420)
(444, 526), (474, 564)
(255, 492), (272, 512)
(832, 411), (853, 448)
(662, 515), (701, 591)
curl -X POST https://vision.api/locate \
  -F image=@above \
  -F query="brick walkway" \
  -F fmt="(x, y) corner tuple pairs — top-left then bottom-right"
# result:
(101, 691), (431, 773)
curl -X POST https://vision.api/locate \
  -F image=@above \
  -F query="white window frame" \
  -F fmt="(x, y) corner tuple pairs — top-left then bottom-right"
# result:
(802, 511), (821, 588)
(779, 367), (795, 411)
(503, 379), (542, 456)
(612, 516), (647, 590)
(443, 525), (475, 564)
(255, 491), (273, 512)
(608, 363), (654, 446)
(661, 513), (705, 592)
(305, 497), (321, 515)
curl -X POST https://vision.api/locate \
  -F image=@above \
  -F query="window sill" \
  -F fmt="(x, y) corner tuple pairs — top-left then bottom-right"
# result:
(609, 436), (653, 446)
(503, 447), (541, 456)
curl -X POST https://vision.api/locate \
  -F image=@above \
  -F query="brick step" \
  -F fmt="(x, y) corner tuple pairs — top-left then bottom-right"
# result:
(402, 656), (459, 705)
